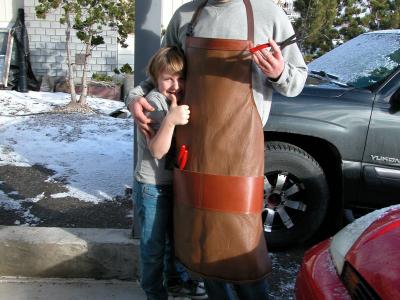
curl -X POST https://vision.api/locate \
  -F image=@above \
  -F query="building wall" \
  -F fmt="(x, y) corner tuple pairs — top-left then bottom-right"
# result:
(117, 34), (135, 70)
(0, 0), (23, 27)
(23, 0), (118, 79)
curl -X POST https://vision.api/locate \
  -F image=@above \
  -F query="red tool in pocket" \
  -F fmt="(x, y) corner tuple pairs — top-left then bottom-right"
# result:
(178, 144), (188, 170)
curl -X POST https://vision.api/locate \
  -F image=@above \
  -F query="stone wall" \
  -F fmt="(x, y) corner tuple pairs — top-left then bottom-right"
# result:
(23, 0), (118, 81)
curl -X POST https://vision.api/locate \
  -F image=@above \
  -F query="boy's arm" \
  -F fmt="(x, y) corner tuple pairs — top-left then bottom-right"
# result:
(147, 115), (176, 160)
(147, 95), (190, 159)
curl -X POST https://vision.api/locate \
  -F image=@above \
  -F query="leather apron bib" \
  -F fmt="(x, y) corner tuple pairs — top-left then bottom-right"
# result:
(173, 0), (271, 282)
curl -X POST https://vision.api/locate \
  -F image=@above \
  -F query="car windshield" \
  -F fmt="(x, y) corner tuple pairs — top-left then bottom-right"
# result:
(308, 31), (400, 89)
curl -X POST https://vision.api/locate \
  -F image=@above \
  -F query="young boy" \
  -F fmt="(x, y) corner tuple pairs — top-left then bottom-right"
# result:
(133, 46), (206, 300)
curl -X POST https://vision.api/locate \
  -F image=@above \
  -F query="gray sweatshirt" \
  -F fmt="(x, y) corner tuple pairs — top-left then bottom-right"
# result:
(126, 0), (307, 125)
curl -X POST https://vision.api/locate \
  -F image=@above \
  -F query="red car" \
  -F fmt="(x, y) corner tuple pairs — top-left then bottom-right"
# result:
(295, 205), (400, 300)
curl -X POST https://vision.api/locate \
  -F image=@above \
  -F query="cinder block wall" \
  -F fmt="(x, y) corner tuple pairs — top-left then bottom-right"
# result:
(23, 0), (118, 81)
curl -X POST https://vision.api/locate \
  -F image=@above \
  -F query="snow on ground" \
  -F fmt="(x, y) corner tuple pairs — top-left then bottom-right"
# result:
(0, 90), (134, 212)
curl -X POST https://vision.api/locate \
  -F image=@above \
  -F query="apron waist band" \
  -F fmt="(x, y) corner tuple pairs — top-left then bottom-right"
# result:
(174, 169), (264, 213)
(187, 36), (251, 51)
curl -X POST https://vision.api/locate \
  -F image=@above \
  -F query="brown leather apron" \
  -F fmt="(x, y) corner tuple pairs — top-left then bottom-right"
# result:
(173, 0), (271, 282)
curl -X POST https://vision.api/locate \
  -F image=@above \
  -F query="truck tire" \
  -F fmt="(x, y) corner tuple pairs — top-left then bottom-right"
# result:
(263, 141), (329, 249)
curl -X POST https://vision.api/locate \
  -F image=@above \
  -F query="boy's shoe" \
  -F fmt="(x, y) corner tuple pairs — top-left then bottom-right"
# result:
(168, 280), (208, 299)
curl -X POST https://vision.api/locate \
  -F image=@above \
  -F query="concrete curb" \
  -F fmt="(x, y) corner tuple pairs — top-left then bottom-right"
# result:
(0, 226), (139, 280)
(0, 277), (146, 300)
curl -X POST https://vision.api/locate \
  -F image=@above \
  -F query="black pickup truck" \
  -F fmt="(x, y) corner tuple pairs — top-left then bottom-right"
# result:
(263, 30), (400, 249)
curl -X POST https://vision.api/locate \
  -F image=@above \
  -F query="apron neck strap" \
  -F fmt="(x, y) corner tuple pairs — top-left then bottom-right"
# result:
(186, 0), (254, 43)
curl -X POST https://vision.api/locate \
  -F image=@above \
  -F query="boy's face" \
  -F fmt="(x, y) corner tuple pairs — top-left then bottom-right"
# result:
(157, 70), (185, 101)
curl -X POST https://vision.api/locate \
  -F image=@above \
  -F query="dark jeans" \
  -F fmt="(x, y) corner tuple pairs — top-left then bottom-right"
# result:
(134, 180), (186, 300)
(204, 278), (269, 300)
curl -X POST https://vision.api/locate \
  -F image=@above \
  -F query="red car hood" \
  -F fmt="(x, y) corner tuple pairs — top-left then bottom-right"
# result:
(345, 209), (400, 299)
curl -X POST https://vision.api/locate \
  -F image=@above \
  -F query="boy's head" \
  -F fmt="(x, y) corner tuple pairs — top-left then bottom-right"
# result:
(147, 46), (186, 101)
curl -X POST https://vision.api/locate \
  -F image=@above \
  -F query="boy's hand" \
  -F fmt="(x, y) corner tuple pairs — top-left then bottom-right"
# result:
(167, 94), (190, 126)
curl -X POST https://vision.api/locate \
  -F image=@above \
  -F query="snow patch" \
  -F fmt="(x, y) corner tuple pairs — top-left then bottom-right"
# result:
(0, 90), (134, 225)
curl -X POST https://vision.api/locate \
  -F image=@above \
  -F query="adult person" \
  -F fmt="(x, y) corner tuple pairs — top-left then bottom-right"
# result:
(126, 1), (307, 299)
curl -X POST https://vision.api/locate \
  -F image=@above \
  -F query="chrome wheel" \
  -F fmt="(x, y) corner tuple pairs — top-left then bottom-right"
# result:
(263, 172), (307, 233)
(263, 141), (329, 249)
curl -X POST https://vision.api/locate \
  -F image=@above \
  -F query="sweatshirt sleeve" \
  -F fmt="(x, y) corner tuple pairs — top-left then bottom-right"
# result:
(269, 47), (308, 97)
(268, 9), (308, 97)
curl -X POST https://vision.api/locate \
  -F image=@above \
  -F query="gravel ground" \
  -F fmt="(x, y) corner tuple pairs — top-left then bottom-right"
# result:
(0, 163), (132, 229)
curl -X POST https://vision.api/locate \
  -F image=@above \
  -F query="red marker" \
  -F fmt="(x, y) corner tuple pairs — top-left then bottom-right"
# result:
(179, 150), (188, 170)
(177, 145), (188, 170)
(178, 144), (186, 163)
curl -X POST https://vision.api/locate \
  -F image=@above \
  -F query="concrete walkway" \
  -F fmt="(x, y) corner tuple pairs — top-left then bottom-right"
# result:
(0, 226), (139, 280)
(0, 226), (193, 300)
(0, 278), (146, 300)
(0, 277), (194, 300)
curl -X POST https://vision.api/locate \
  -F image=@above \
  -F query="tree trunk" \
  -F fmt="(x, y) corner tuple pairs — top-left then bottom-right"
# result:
(65, 11), (77, 104)
(78, 33), (92, 107)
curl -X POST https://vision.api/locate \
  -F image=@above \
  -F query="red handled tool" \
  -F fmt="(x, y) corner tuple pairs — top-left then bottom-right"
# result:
(178, 145), (186, 164)
(178, 144), (188, 170)
(249, 42), (271, 53)
(249, 34), (298, 54)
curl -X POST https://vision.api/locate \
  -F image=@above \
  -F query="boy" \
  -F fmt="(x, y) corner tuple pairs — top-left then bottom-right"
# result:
(133, 46), (206, 300)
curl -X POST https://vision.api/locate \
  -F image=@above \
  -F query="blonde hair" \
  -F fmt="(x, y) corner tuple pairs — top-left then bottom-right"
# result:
(147, 46), (186, 85)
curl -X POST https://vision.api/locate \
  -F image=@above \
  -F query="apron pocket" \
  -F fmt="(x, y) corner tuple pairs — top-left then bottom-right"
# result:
(173, 168), (271, 282)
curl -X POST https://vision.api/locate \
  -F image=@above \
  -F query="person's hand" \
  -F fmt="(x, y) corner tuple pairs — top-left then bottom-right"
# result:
(166, 94), (190, 126)
(129, 97), (155, 138)
(252, 39), (284, 80)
